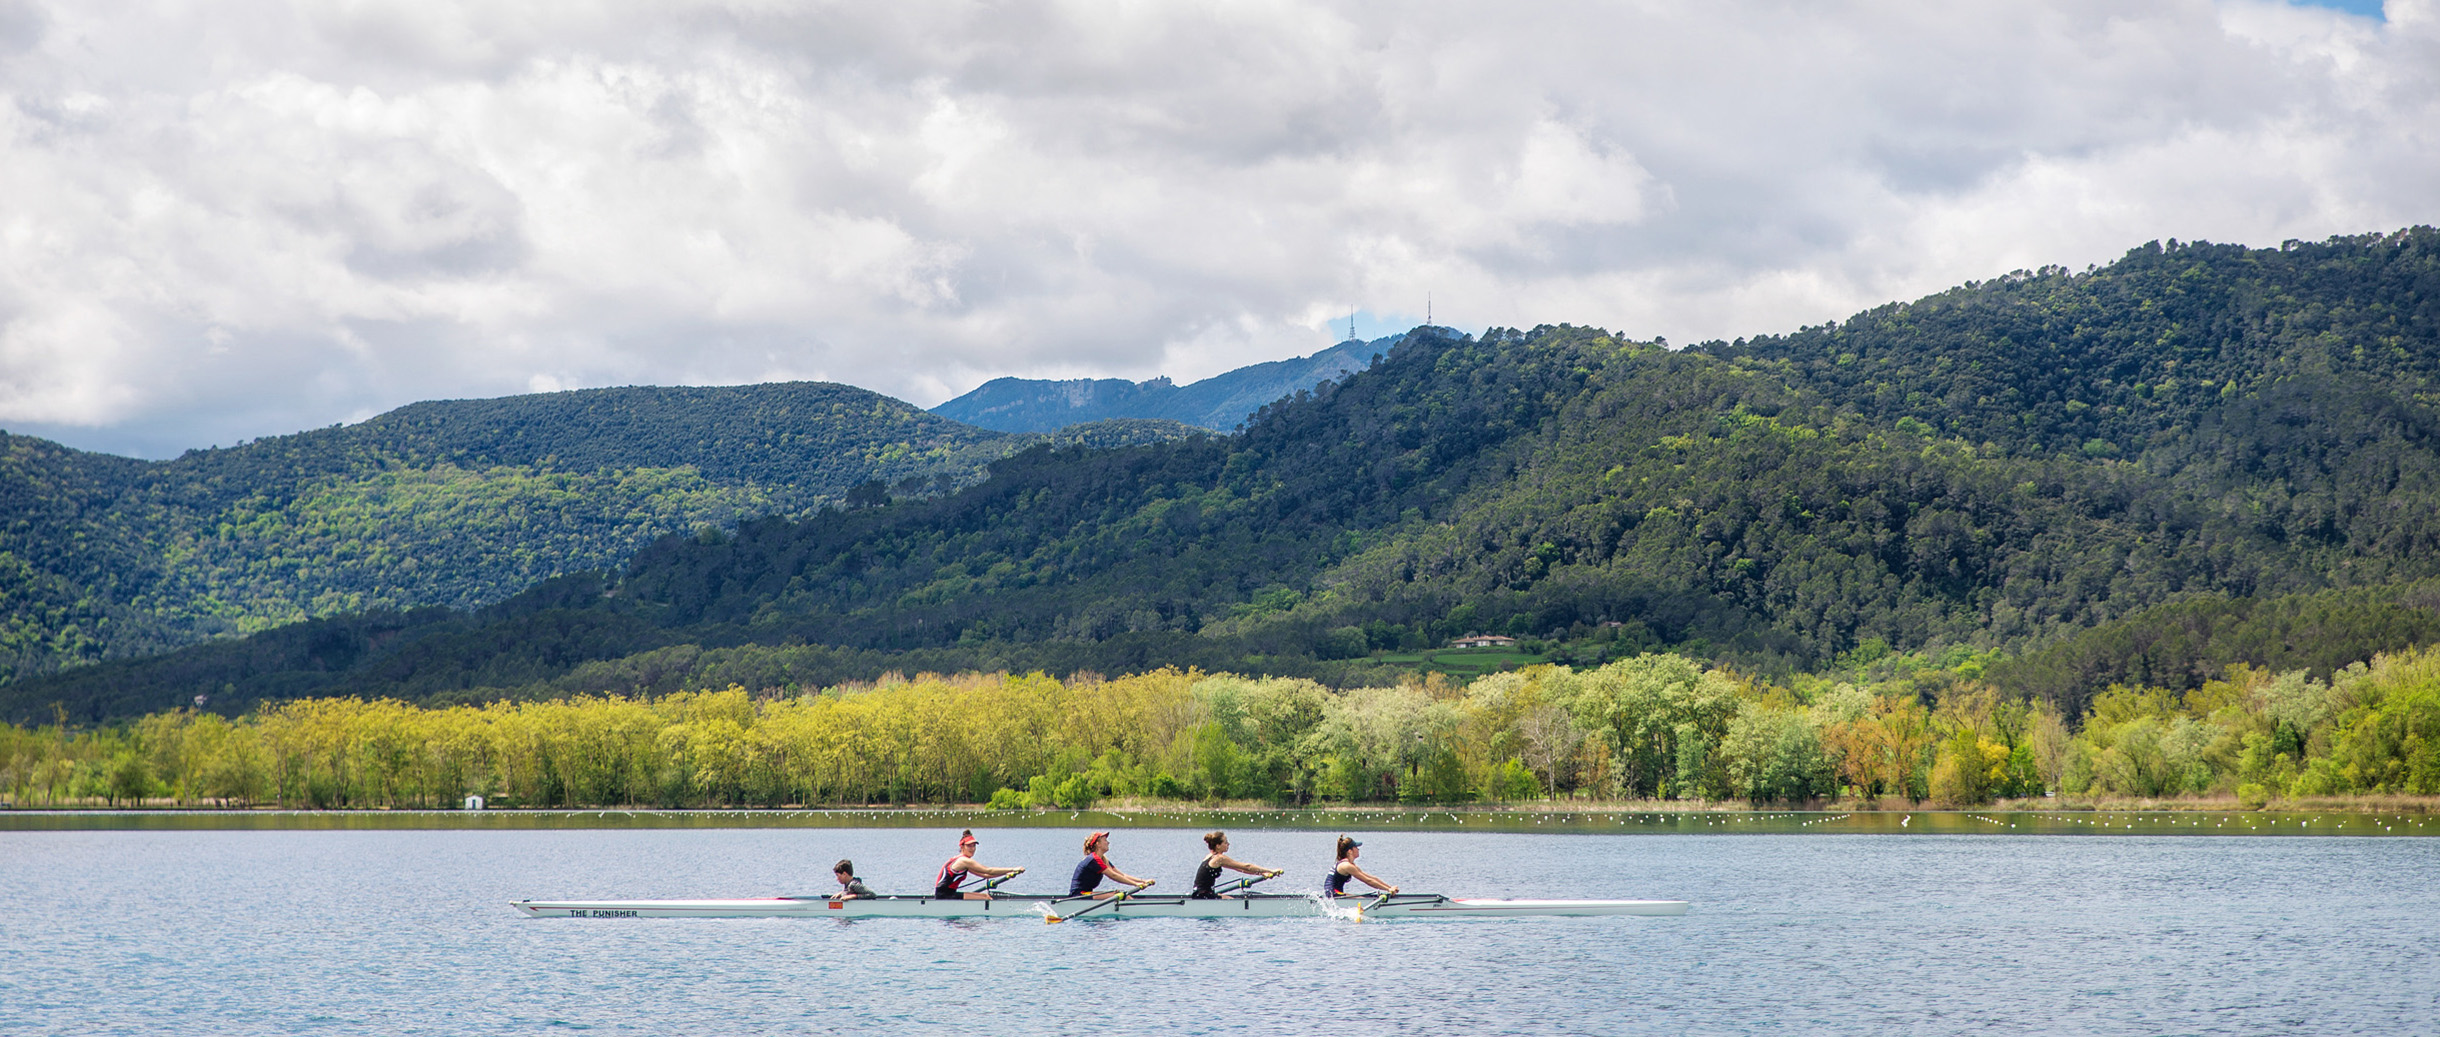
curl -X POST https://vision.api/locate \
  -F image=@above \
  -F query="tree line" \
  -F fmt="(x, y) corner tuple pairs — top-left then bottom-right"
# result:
(9, 646), (2434, 810)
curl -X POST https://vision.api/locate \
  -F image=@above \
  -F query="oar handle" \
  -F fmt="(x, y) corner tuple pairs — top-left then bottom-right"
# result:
(1215, 870), (1284, 895)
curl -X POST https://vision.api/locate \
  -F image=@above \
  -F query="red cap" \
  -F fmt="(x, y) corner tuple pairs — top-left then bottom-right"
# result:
(1084, 831), (1110, 850)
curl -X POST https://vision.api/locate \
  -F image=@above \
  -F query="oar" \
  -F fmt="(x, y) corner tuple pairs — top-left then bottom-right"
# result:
(1213, 871), (1283, 896)
(966, 869), (1026, 897)
(1354, 888), (1400, 920)
(1045, 883), (1148, 923)
(933, 869), (1021, 900)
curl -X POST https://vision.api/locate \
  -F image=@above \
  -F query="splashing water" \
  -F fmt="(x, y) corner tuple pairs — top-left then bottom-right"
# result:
(1310, 893), (1366, 922)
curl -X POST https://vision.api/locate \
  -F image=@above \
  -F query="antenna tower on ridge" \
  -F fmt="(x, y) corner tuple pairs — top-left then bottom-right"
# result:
(1348, 308), (1356, 343)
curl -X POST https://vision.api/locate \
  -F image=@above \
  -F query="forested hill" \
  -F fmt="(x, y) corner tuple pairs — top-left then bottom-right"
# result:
(15, 229), (2440, 725)
(1319, 231), (2440, 659)
(0, 381), (1128, 684)
(613, 232), (2440, 669)
(174, 382), (1009, 489)
(1706, 235), (2440, 461)
(931, 333), (1398, 432)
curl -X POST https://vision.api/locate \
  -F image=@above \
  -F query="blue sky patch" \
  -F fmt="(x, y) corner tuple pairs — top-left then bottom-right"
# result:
(2291, 0), (2385, 19)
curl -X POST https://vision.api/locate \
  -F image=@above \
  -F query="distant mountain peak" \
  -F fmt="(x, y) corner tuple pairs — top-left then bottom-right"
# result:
(932, 330), (1427, 434)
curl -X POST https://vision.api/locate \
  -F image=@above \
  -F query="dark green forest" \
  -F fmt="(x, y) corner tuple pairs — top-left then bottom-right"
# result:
(9, 230), (2440, 728)
(0, 381), (1203, 688)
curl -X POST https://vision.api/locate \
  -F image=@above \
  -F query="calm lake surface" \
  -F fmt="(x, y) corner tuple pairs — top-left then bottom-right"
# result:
(4, 825), (2435, 1035)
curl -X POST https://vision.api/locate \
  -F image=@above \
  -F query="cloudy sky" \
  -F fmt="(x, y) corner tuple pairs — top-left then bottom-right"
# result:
(0, 0), (2432, 457)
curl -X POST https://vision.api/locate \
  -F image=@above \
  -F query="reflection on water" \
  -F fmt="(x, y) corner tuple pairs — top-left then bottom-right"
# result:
(3, 805), (2433, 836)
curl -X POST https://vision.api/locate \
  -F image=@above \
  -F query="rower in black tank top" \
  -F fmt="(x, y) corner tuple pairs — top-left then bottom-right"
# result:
(1191, 855), (1226, 898)
(1191, 830), (1282, 899)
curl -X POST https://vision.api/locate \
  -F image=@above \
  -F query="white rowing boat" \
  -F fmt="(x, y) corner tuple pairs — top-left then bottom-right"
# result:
(509, 893), (1689, 919)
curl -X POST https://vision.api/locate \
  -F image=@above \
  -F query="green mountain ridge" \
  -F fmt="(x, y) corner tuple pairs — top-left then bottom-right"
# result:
(0, 381), (1212, 687)
(12, 229), (2440, 725)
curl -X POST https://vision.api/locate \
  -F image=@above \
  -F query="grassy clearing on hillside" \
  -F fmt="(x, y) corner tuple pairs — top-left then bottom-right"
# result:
(1371, 647), (1549, 677)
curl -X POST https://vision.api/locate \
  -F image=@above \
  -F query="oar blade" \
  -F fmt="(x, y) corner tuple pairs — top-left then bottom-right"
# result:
(1354, 889), (1395, 920)
(1047, 888), (1137, 924)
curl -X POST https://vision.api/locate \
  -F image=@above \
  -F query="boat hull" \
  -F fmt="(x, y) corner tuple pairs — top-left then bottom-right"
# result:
(510, 893), (1688, 920)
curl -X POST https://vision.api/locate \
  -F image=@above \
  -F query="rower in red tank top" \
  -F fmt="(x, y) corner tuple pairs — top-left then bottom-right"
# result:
(933, 829), (1025, 899)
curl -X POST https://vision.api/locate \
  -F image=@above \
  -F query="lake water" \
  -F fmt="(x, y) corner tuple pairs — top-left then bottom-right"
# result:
(3, 824), (2435, 1035)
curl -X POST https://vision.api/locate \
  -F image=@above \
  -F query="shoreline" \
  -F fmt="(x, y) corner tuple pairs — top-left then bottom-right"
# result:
(3, 801), (2433, 836)
(8, 793), (2436, 815)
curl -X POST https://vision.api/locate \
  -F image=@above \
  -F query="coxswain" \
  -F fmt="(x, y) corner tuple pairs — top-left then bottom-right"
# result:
(1070, 831), (1154, 898)
(1323, 835), (1397, 898)
(831, 859), (875, 900)
(934, 830), (1024, 899)
(1190, 830), (1282, 899)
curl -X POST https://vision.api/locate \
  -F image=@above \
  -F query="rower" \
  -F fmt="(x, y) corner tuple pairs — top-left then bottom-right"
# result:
(831, 859), (874, 900)
(935, 830), (1025, 900)
(1190, 830), (1282, 899)
(1070, 831), (1154, 898)
(1324, 835), (1397, 898)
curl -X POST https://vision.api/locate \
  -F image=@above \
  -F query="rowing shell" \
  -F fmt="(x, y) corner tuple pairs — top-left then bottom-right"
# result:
(510, 893), (1689, 919)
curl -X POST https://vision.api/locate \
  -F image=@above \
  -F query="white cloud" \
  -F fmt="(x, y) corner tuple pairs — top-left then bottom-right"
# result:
(0, 0), (2432, 456)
